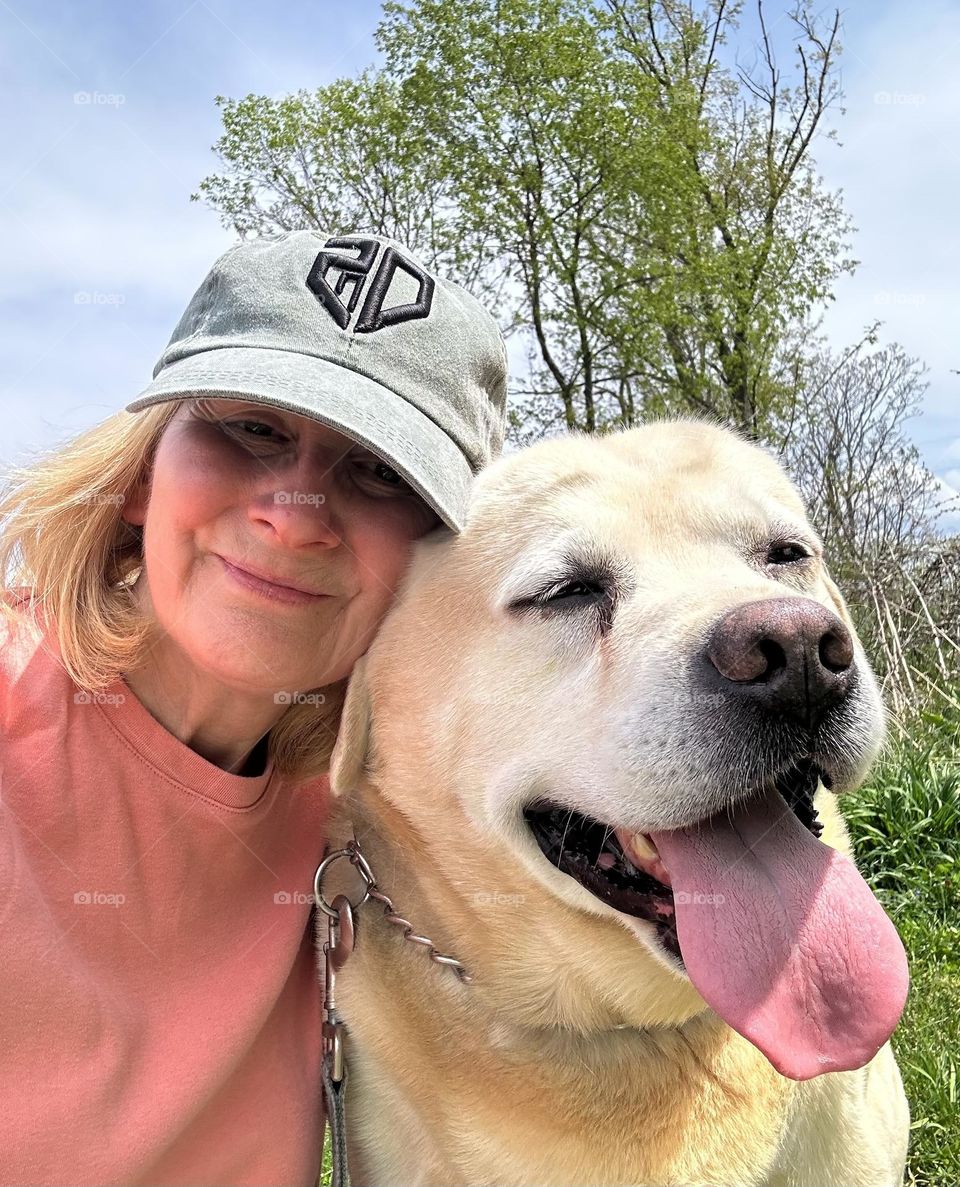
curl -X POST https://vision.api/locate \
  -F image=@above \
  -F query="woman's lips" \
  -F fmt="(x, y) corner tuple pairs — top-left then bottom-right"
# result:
(217, 556), (332, 606)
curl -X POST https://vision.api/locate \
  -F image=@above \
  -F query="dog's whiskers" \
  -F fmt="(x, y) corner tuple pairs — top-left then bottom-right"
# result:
(558, 808), (576, 867)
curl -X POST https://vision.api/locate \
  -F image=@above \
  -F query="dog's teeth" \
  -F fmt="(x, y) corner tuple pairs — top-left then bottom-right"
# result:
(614, 828), (673, 888)
(620, 830), (659, 863)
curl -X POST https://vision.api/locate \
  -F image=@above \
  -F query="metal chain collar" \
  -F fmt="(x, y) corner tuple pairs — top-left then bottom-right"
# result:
(314, 836), (473, 985)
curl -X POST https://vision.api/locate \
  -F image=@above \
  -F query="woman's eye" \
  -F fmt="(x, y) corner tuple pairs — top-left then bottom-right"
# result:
(767, 543), (810, 565)
(210, 411), (290, 448)
(352, 455), (412, 493)
(372, 462), (403, 485)
(231, 420), (285, 441)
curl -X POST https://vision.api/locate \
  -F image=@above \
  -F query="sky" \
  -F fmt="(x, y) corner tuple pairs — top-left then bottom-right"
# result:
(1, 0), (958, 531)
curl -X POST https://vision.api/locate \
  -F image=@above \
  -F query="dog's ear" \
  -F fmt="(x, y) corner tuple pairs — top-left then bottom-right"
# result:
(329, 654), (372, 796)
(821, 563), (855, 634)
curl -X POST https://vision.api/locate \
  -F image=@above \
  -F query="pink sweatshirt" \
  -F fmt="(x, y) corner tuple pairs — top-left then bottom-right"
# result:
(0, 603), (328, 1185)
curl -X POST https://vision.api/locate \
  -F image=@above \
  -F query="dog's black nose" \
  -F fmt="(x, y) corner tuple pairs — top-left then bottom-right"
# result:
(703, 597), (854, 727)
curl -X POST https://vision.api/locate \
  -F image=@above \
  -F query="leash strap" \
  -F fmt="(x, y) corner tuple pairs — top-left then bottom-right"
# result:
(322, 1053), (351, 1187)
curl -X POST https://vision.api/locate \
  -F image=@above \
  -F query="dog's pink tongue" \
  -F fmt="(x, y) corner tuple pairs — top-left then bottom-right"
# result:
(649, 794), (908, 1081)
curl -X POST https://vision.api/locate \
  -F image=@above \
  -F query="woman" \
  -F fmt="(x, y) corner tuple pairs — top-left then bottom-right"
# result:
(0, 231), (507, 1185)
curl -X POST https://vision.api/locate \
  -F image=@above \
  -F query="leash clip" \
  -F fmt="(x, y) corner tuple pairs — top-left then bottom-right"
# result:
(321, 895), (354, 1085)
(315, 842), (373, 1086)
(314, 842), (375, 919)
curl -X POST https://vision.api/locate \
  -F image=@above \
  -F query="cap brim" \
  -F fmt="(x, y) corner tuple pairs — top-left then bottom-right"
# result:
(125, 347), (472, 531)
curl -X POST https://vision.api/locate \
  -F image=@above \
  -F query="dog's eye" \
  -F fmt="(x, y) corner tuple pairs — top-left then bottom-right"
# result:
(544, 579), (606, 603)
(507, 557), (622, 634)
(767, 543), (810, 565)
(509, 576), (611, 615)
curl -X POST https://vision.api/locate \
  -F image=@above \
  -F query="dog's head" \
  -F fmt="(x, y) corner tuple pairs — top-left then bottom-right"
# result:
(332, 418), (907, 1081)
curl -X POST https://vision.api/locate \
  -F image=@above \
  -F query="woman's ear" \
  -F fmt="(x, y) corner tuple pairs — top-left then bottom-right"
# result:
(330, 654), (372, 796)
(122, 472), (150, 528)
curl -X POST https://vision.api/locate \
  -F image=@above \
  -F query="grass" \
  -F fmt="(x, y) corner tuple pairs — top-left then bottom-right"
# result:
(843, 710), (960, 1187)
(319, 713), (960, 1186)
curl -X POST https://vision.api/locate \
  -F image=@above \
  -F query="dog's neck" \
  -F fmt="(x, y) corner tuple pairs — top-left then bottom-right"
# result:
(331, 781), (472, 975)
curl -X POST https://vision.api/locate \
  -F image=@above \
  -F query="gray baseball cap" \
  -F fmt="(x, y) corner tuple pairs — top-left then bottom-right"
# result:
(126, 231), (508, 531)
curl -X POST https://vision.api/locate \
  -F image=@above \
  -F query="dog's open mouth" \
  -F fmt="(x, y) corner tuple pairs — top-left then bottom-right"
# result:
(522, 757), (909, 1083)
(523, 756), (825, 964)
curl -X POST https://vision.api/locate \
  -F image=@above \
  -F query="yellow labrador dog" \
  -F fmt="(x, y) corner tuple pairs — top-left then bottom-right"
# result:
(322, 418), (910, 1186)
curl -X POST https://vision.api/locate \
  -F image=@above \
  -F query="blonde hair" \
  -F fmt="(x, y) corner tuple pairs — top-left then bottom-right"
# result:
(0, 403), (345, 781)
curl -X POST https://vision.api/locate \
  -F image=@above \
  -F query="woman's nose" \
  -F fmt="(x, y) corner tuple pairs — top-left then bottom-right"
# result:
(247, 461), (342, 550)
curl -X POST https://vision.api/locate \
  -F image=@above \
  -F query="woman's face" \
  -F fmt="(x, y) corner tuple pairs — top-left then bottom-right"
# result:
(123, 397), (441, 695)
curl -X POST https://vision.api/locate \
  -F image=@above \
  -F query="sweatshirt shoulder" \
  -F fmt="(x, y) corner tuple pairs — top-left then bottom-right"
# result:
(0, 590), (66, 724)
(0, 591), (44, 668)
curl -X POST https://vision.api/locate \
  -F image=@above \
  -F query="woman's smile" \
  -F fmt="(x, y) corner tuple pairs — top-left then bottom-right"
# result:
(216, 554), (334, 605)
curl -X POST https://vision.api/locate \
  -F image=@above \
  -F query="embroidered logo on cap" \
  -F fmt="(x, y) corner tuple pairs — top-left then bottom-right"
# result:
(306, 236), (435, 334)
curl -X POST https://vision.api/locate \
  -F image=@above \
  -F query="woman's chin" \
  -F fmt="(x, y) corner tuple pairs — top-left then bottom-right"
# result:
(175, 629), (326, 699)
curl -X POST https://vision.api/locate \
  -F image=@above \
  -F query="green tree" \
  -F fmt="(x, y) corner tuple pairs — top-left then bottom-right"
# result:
(196, 0), (854, 441)
(593, 0), (853, 436)
(194, 75), (499, 297)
